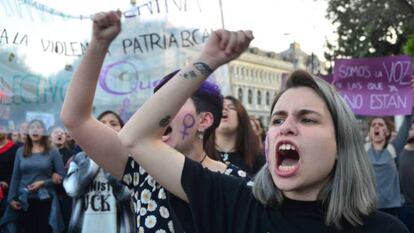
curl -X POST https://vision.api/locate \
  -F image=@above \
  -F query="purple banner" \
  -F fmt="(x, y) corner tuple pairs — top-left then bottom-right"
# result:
(334, 55), (413, 116)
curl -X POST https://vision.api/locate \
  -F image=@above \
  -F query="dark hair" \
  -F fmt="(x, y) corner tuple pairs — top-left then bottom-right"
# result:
(251, 117), (266, 142)
(206, 96), (262, 168)
(97, 110), (125, 128)
(154, 70), (223, 148)
(23, 119), (50, 157)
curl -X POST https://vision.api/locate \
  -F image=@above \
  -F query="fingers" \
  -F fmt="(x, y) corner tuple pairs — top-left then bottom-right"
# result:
(225, 31), (238, 55)
(216, 29), (230, 50)
(93, 10), (121, 28)
(27, 184), (34, 191)
(222, 30), (254, 55)
(411, 75), (414, 90)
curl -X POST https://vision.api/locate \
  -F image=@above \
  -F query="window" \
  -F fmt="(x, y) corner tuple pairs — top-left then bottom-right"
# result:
(266, 91), (270, 105)
(238, 88), (243, 103)
(257, 90), (262, 105)
(248, 89), (253, 104)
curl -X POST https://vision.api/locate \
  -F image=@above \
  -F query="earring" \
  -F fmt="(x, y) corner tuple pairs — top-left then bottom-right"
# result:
(197, 130), (204, 140)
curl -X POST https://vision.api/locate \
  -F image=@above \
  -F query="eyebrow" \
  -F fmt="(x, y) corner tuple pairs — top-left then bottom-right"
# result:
(271, 109), (323, 118)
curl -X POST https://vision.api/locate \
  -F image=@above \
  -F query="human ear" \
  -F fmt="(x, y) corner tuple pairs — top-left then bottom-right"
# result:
(197, 112), (214, 132)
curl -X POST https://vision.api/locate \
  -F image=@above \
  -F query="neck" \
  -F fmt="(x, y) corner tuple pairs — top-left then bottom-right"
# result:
(32, 141), (44, 150)
(185, 140), (207, 163)
(372, 141), (386, 150)
(54, 143), (64, 149)
(215, 132), (237, 152)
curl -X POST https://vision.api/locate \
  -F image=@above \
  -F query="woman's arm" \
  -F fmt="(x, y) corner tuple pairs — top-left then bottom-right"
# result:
(119, 29), (253, 201)
(60, 11), (128, 179)
(391, 76), (414, 154)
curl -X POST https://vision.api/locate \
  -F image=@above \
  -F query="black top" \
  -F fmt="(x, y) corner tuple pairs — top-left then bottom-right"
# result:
(180, 158), (409, 233)
(58, 146), (75, 167)
(399, 148), (414, 206)
(218, 150), (265, 176)
(122, 157), (248, 233)
(0, 140), (18, 185)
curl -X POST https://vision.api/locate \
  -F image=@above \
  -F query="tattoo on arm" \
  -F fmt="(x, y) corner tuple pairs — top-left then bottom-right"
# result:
(193, 62), (214, 76)
(159, 115), (171, 127)
(181, 70), (198, 79)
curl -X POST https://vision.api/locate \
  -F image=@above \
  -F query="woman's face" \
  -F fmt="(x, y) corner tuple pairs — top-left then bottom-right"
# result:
(161, 99), (200, 154)
(28, 121), (45, 142)
(99, 113), (122, 132)
(11, 131), (19, 142)
(266, 87), (337, 201)
(368, 118), (389, 144)
(51, 127), (67, 146)
(217, 99), (239, 135)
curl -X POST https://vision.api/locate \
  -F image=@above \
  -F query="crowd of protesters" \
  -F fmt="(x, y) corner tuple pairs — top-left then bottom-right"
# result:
(0, 10), (413, 233)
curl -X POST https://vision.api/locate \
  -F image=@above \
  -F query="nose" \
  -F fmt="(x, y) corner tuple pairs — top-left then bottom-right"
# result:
(279, 117), (298, 136)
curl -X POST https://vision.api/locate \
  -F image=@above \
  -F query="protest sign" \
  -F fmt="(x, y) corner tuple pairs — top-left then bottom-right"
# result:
(334, 55), (413, 116)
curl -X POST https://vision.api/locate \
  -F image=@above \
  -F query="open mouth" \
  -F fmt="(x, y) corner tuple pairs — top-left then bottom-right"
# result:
(221, 114), (228, 120)
(275, 141), (300, 177)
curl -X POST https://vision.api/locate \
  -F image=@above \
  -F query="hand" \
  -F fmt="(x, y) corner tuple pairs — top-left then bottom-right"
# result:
(27, 180), (45, 192)
(411, 75), (414, 91)
(91, 10), (122, 48)
(198, 29), (254, 70)
(52, 173), (63, 184)
(10, 200), (22, 210)
(0, 181), (8, 190)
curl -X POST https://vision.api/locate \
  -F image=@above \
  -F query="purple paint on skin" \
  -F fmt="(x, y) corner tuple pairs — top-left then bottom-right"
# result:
(180, 113), (196, 140)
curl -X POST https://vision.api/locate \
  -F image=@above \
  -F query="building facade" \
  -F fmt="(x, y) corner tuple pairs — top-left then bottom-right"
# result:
(227, 43), (323, 127)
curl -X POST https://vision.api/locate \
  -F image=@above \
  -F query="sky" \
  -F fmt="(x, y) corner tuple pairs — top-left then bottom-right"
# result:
(221, 0), (337, 60)
(1, 0), (337, 75)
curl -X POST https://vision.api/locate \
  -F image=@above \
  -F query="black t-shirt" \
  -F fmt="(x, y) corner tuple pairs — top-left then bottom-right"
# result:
(0, 140), (18, 185)
(399, 149), (414, 206)
(218, 151), (265, 177)
(122, 157), (249, 233)
(180, 158), (409, 233)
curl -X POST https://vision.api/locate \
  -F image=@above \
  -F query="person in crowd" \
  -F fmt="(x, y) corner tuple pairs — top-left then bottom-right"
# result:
(63, 110), (134, 233)
(17, 122), (28, 146)
(50, 125), (75, 233)
(365, 107), (413, 215)
(250, 117), (266, 144)
(8, 130), (20, 144)
(0, 119), (19, 218)
(117, 26), (409, 232)
(50, 125), (74, 167)
(205, 96), (264, 176)
(0, 119), (66, 233)
(60, 11), (248, 233)
(65, 131), (82, 155)
(398, 120), (414, 232)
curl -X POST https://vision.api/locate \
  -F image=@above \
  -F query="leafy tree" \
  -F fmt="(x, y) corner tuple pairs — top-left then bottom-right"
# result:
(325, 0), (414, 63)
(403, 35), (414, 57)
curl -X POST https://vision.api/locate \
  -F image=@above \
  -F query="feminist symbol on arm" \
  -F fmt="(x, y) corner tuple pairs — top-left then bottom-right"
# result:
(180, 114), (196, 140)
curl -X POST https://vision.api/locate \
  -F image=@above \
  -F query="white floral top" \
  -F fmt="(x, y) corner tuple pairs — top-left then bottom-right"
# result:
(122, 157), (248, 233)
